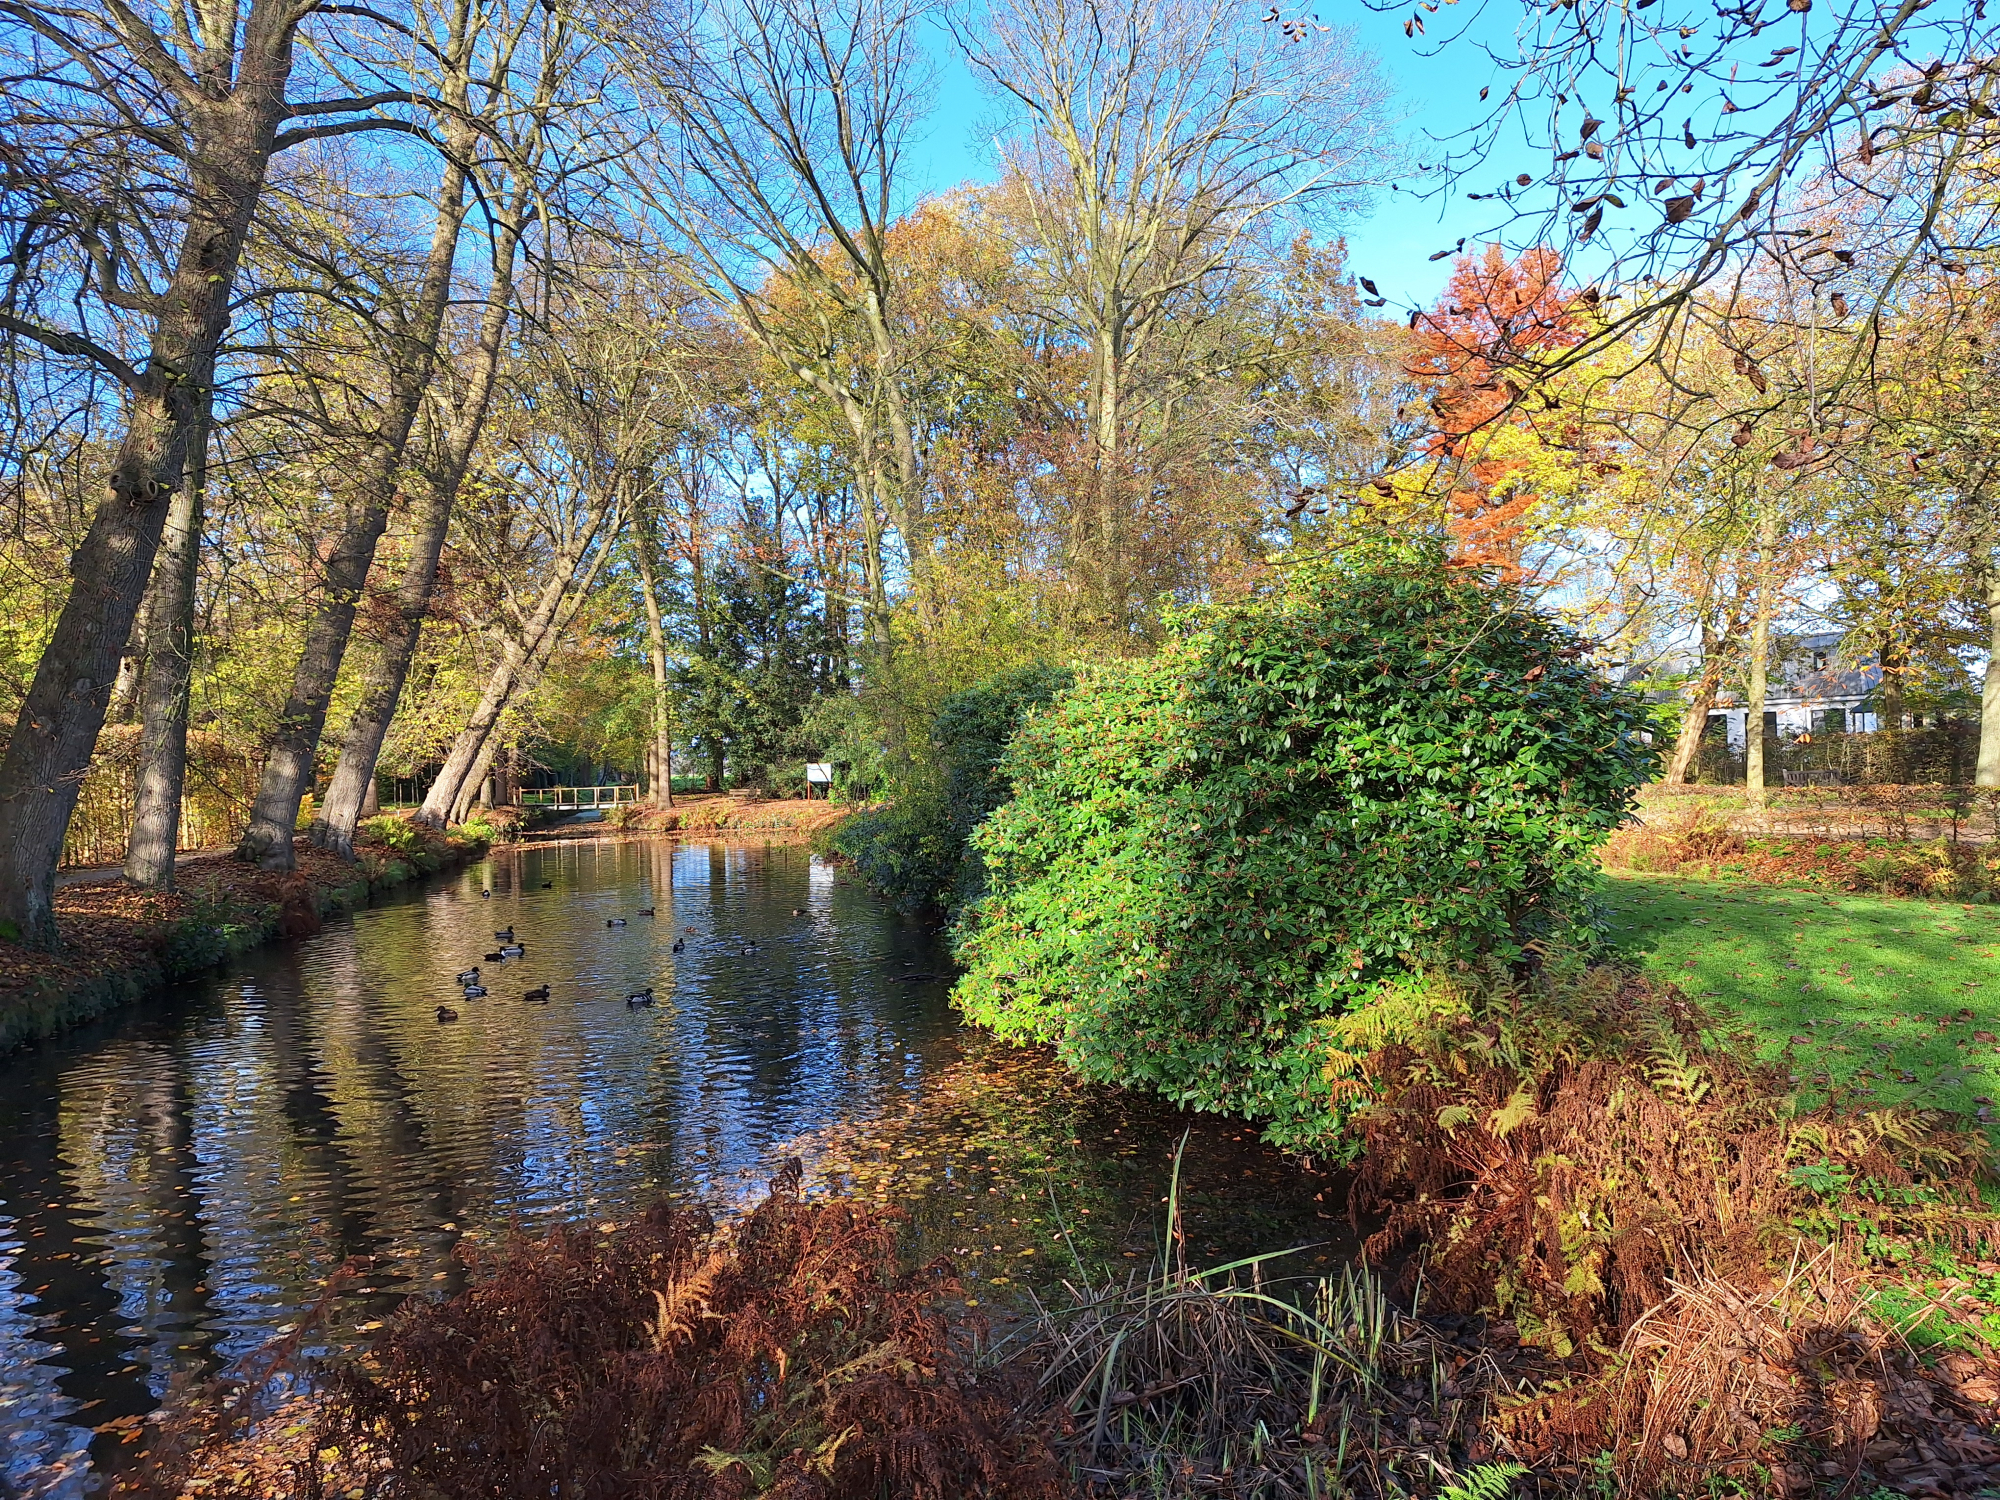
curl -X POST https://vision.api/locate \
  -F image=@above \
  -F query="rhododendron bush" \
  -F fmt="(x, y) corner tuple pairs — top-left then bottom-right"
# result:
(952, 545), (1654, 1148)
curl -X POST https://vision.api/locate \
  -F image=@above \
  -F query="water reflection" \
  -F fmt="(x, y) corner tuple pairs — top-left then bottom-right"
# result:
(0, 839), (1343, 1494)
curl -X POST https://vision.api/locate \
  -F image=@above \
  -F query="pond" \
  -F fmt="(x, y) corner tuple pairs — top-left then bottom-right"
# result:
(0, 838), (1352, 1495)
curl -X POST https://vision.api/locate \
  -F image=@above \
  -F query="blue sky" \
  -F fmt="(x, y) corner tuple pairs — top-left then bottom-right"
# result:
(904, 6), (1507, 311)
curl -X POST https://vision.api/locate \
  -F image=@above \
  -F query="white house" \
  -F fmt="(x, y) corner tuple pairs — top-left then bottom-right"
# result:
(1706, 632), (1881, 752)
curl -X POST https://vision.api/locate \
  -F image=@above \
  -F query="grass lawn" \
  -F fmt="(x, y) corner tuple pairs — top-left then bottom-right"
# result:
(1604, 871), (2000, 1123)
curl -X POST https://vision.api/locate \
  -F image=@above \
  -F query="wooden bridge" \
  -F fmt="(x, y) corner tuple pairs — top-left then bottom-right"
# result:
(516, 784), (642, 811)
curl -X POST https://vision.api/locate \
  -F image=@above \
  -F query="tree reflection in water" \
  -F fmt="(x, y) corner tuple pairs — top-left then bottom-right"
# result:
(0, 839), (1339, 1493)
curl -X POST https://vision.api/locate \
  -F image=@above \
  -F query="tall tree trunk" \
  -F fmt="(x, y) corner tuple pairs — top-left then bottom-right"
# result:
(309, 468), (457, 857)
(1744, 513), (1779, 821)
(1664, 645), (1731, 785)
(633, 511), (675, 808)
(416, 584), (567, 827)
(106, 609), (151, 726)
(123, 406), (211, 889)
(237, 156), (474, 870)
(417, 505), (619, 826)
(452, 736), (503, 825)
(1975, 501), (2000, 787)
(432, 528), (617, 824)
(0, 49), (294, 949)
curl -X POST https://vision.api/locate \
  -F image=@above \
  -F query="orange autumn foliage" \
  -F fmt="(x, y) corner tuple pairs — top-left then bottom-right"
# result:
(1409, 247), (1582, 582)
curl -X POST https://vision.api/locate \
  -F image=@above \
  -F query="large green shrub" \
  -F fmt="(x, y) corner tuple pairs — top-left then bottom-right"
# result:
(831, 663), (1074, 912)
(952, 546), (1654, 1149)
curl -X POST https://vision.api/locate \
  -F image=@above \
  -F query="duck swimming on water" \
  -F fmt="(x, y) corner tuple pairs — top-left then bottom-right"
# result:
(626, 987), (655, 1007)
(499, 943), (525, 958)
(522, 984), (550, 1002)
(638, 908), (655, 917)
(484, 950), (504, 962)
(671, 937), (685, 953)
(462, 984), (488, 997)
(494, 927), (514, 941)
(436, 1005), (460, 1022)
(606, 917), (627, 928)
(455, 967), (480, 983)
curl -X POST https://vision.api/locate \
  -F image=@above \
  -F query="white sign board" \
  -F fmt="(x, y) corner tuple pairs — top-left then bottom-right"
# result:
(805, 763), (834, 785)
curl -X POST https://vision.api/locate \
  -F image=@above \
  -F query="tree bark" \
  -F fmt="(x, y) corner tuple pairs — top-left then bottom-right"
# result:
(0, 21), (298, 948)
(429, 524), (618, 824)
(633, 509), (675, 808)
(1664, 652), (1729, 785)
(237, 153), (475, 870)
(106, 607), (151, 726)
(123, 405), (210, 889)
(417, 589), (564, 826)
(416, 507), (617, 825)
(1744, 512), (1779, 820)
(309, 468), (457, 857)
(1976, 505), (2000, 787)
(312, 124), (531, 858)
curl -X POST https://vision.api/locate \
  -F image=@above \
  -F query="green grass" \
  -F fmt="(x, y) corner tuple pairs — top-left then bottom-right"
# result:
(1604, 871), (2000, 1121)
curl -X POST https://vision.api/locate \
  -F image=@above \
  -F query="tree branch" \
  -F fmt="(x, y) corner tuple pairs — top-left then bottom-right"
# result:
(273, 116), (437, 151)
(0, 312), (141, 388)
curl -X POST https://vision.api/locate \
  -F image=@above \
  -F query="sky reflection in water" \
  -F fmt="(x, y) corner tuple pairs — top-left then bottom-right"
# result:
(0, 838), (1342, 1495)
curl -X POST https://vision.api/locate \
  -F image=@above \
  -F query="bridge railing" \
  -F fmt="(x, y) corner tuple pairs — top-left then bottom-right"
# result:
(517, 784), (642, 810)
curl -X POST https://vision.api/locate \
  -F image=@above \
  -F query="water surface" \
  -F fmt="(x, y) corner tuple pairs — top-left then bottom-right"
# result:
(0, 838), (1347, 1495)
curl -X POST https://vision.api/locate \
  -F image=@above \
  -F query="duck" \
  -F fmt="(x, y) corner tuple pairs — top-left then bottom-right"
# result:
(481, 889), (491, 898)
(484, 950), (504, 962)
(500, 943), (526, 958)
(540, 880), (553, 889)
(436, 1005), (460, 1022)
(626, 988), (656, 1008)
(522, 984), (550, 1003)
(791, 907), (805, 917)
(638, 907), (655, 918)
(462, 983), (488, 998)
(494, 927), (515, 941)
(455, 967), (480, 984)
(606, 917), (627, 928)
(671, 937), (686, 954)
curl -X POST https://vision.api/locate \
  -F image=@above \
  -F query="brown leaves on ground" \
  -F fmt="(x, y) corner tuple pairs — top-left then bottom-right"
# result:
(1506, 1260), (2000, 1495)
(0, 841), (360, 1004)
(132, 1164), (1065, 1500)
(610, 793), (856, 841)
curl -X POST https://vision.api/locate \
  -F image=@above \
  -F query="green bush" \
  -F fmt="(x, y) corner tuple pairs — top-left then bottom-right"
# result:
(160, 916), (229, 978)
(830, 664), (1074, 913)
(362, 814), (424, 856)
(952, 546), (1654, 1148)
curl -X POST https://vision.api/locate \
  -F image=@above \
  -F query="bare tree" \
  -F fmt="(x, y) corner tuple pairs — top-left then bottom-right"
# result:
(0, 0), (417, 947)
(612, 0), (937, 639)
(309, 0), (596, 858)
(414, 271), (675, 824)
(239, 0), (603, 867)
(1320, 0), (2000, 417)
(960, 0), (1392, 624)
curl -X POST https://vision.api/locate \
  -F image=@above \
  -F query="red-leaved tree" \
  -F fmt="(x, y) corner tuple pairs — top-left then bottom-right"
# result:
(1409, 247), (1583, 582)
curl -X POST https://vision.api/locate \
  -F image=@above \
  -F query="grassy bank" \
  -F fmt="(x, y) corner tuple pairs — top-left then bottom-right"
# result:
(0, 817), (492, 1051)
(1606, 871), (2000, 1119)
